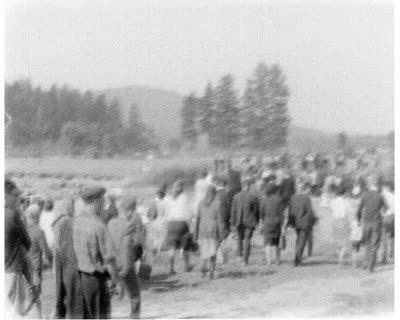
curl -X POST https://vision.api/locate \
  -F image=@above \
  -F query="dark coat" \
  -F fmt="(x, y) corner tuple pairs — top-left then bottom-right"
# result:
(230, 190), (260, 230)
(216, 188), (231, 240)
(289, 194), (316, 230)
(279, 177), (296, 205)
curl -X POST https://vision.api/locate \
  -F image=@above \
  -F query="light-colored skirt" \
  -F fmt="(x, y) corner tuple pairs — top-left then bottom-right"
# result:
(332, 217), (350, 245)
(198, 238), (219, 260)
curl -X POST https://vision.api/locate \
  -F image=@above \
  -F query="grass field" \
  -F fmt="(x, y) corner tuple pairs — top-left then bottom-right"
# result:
(5, 157), (212, 201)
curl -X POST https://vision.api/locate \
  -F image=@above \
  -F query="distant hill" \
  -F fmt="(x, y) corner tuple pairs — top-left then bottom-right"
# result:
(97, 85), (182, 142)
(97, 85), (389, 150)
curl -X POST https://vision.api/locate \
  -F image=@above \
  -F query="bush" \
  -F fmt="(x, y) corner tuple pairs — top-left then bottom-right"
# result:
(147, 163), (209, 190)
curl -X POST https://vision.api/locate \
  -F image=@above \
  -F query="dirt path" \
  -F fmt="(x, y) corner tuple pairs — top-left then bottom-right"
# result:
(38, 230), (394, 319)
(31, 201), (394, 319)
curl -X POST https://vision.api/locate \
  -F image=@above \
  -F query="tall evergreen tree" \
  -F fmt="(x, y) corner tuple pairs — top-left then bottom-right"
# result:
(241, 62), (290, 149)
(181, 93), (199, 148)
(215, 75), (239, 148)
(267, 63), (290, 148)
(47, 84), (62, 141)
(199, 83), (215, 144)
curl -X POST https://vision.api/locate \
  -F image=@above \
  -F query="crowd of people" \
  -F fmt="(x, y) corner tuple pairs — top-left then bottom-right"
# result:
(4, 150), (395, 319)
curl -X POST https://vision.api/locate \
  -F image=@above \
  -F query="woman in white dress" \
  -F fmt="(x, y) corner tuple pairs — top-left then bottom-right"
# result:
(330, 186), (353, 266)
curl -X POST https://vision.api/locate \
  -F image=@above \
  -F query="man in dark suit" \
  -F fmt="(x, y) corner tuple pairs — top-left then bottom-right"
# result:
(289, 182), (316, 267)
(230, 177), (260, 266)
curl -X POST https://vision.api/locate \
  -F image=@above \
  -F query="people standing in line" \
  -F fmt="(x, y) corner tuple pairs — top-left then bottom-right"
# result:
(5, 179), (36, 317)
(330, 186), (352, 267)
(195, 185), (220, 279)
(72, 185), (123, 319)
(215, 176), (231, 264)
(108, 193), (142, 318)
(260, 179), (285, 267)
(39, 199), (56, 252)
(356, 175), (387, 273)
(164, 180), (193, 275)
(380, 181), (394, 263)
(25, 204), (53, 318)
(230, 177), (260, 266)
(289, 183), (317, 267)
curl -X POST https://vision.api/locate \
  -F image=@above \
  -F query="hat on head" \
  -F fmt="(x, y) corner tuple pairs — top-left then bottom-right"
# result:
(120, 192), (137, 211)
(80, 185), (106, 203)
(5, 179), (21, 195)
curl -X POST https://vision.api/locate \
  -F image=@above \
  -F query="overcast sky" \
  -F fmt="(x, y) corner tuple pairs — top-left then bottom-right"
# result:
(5, 0), (393, 135)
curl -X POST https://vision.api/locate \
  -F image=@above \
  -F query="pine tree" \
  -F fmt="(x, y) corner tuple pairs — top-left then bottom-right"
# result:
(268, 64), (290, 149)
(242, 62), (290, 149)
(48, 84), (61, 141)
(199, 83), (215, 144)
(215, 75), (239, 149)
(181, 93), (199, 149)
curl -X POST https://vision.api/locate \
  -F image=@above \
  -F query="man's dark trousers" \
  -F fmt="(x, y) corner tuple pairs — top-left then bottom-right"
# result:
(294, 228), (312, 265)
(80, 272), (111, 319)
(236, 226), (254, 264)
(363, 222), (381, 272)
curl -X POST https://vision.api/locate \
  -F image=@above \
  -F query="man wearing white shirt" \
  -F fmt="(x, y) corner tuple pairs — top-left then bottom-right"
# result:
(39, 199), (56, 253)
(164, 180), (194, 275)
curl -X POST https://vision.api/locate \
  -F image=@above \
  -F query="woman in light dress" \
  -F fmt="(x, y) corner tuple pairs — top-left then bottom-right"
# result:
(194, 185), (220, 279)
(146, 187), (168, 260)
(330, 186), (356, 267)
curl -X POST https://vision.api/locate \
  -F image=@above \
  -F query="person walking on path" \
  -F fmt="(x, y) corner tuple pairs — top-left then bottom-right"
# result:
(329, 186), (352, 267)
(215, 176), (231, 264)
(72, 185), (123, 319)
(230, 177), (260, 266)
(380, 182), (394, 264)
(194, 185), (220, 279)
(289, 183), (317, 267)
(356, 175), (387, 273)
(164, 180), (194, 275)
(108, 193), (142, 318)
(260, 180), (285, 267)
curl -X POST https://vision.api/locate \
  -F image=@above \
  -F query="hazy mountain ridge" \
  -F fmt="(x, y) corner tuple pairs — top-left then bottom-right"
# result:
(97, 85), (388, 150)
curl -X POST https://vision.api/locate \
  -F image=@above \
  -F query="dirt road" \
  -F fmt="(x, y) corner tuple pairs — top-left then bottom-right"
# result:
(38, 227), (394, 318)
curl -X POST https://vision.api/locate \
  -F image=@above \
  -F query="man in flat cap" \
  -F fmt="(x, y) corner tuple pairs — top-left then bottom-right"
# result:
(72, 185), (122, 319)
(230, 176), (260, 266)
(108, 192), (143, 318)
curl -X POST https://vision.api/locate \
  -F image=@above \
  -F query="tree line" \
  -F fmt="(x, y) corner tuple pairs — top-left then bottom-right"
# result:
(180, 62), (291, 150)
(5, 80), (158, 157)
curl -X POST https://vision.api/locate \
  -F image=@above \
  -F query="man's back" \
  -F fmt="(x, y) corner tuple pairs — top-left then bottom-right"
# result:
(5, 207), (31, 272)
(289, 194), (315, 230)
(231, 190), (260, 229)
(73, 214), (115, 274)
(27, 225), (52, 270)
(357, 190), (385, 224)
